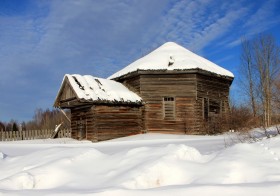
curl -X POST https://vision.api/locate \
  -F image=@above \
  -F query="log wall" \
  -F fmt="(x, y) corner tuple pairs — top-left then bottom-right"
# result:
(196, 74), (231, 100)
(71, 106), (95, 141)
(118, 72), (232, 134)
(93, 105), (143, 141)
(120, 75), (141, 94)
(139, 73), (197, 134)
(71, 105), (143, 141)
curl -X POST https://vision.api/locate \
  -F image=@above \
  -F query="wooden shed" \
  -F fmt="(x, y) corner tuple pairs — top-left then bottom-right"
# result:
(54, 42), (234, 141)
(54, 74), (143, 141)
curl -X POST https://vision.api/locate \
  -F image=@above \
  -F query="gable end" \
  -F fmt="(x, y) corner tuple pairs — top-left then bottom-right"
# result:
(54, 77), (79, 108)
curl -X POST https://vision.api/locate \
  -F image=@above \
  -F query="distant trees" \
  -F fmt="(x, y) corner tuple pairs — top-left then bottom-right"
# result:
(1, 108), (71, 131)
(4, 120), (18, 132)
(239, 34), (280, 128)
(25, 108), (71, 130)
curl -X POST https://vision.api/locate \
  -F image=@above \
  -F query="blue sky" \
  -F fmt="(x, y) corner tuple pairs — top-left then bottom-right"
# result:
(0, 0), (280, 122)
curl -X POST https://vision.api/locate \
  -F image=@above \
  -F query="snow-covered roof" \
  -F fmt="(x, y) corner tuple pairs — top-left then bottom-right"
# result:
(108, 42), (234, 79)
(56, 74), (142, 105)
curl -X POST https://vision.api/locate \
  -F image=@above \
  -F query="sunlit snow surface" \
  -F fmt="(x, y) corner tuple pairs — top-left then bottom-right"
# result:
(0, 131), (280, 195)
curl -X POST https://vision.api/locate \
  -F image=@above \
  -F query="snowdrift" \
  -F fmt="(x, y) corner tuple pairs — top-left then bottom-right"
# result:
(0, 133), (280, 195)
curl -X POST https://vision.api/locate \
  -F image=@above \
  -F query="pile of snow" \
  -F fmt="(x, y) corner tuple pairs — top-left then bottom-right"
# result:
(122, 144), (210, 189)
(109, 42), (234, 79)
(0, 131), (280, 195)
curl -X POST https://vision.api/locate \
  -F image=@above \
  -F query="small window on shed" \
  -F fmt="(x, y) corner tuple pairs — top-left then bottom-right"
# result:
(163, 97), (175, 120)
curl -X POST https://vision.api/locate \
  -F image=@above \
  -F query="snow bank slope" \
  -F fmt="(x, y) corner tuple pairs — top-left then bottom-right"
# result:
(0, 134), (280, 195)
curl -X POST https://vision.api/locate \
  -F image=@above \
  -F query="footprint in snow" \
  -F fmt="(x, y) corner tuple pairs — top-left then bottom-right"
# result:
(257, 141), (278, 162)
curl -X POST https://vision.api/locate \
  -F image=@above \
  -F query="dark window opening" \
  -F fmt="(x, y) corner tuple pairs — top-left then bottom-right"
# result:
(209, 100), (221, 115)
(203, 98), (221, 121)
(164, 97), (174, 101)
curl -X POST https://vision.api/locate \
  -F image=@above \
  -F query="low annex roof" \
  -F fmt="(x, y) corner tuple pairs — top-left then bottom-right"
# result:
(55, 74), (142, 106)
(108, 42), (234, 79)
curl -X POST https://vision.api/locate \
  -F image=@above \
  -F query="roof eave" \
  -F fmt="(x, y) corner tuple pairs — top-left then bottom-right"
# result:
(56, 98), (143, 108)
(111, 69), (234, 82)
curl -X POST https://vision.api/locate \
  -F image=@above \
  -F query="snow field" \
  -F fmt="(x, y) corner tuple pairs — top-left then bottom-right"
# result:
(0, 133), (280, 195)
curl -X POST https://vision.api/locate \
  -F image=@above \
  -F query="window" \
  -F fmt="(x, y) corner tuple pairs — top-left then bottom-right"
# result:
(163, 97), (175, 119)
(209, 100), (221, 114)
(203, 98), (221, 121)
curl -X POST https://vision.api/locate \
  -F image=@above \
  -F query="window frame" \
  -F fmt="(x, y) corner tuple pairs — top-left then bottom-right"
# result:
(163, 96), (175, 120)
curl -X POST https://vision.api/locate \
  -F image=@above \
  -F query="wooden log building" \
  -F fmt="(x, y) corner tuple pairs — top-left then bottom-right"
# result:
(54, 42), (234, 141)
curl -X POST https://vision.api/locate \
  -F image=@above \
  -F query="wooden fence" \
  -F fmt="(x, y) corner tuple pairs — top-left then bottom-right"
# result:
(0, 129), (71, 141)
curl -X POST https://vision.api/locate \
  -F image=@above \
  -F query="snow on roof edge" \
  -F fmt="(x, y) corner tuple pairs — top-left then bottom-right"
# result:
(54, 74), (142, 107)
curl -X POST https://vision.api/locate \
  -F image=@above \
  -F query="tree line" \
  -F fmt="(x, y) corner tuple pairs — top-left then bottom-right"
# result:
(0, 108), (71, 131)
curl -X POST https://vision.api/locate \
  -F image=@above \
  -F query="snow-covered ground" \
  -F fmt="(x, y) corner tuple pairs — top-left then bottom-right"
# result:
(0, 130), (280, 195)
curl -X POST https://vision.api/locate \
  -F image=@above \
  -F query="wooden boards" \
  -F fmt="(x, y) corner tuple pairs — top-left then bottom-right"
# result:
(70, 105), (143, 142)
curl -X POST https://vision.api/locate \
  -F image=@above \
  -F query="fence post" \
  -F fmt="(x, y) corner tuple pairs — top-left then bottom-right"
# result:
(15, 131), (18, 140)
(25, 130), (28, 140)
(28, 130), (30, 140)
(6, 131), (9, 141)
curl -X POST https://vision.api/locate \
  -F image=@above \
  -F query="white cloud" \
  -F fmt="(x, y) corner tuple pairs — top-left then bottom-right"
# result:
(151, 0), (249, 53)
(224, 0), (280, 48)
(243, 0), (280, 31)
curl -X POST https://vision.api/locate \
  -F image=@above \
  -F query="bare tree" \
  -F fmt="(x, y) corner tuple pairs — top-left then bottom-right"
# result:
(240, 38), (258, 117)
(254, 34), (280, 127)
(25, 108), (71, 130)
(239, 34), (280, 128)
